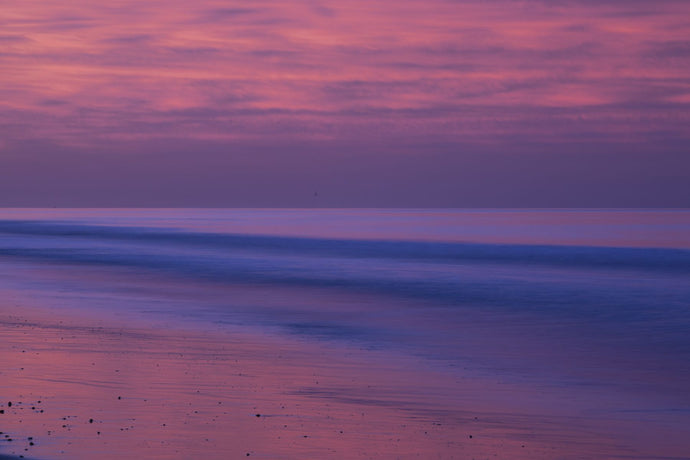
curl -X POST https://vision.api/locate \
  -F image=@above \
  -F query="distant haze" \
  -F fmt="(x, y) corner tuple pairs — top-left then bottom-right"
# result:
(1, 0), (689, 207)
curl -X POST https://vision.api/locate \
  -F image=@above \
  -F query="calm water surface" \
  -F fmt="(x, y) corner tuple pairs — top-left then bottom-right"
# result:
(0, 209), (689, 459)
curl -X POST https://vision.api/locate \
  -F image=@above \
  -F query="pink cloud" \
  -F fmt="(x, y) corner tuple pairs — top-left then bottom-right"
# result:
(0, 0), (687, 147)
(0, 0), (688, 206)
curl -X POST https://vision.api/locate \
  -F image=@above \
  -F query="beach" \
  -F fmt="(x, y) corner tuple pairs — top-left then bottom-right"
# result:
(0, 302), (571, 459)
(1, 209), (689, 459)
(4, 301), (676, 460)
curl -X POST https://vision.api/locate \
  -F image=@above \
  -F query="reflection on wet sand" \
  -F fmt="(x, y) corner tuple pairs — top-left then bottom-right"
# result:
(1, 304), (629, 460)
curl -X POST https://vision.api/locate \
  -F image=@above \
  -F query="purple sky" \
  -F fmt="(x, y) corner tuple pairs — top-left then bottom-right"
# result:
(1, 0), (689, 207)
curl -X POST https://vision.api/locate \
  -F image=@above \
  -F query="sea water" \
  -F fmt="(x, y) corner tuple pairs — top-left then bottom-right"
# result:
(1, 209), (689, 458)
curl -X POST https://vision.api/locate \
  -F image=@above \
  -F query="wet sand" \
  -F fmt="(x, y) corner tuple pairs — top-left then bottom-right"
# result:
(3, 301), (686, 460)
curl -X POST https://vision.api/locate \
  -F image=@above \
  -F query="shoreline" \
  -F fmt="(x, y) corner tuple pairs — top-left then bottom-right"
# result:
(1, 206), (689, 460)
(0, 302), (620, 460)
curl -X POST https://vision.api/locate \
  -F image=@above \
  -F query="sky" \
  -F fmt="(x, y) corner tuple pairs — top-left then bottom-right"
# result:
(1, 0), (689, 207)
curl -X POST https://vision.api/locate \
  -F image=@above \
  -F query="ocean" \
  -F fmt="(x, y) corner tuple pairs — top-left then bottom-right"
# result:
(1, 209), (689, 459)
